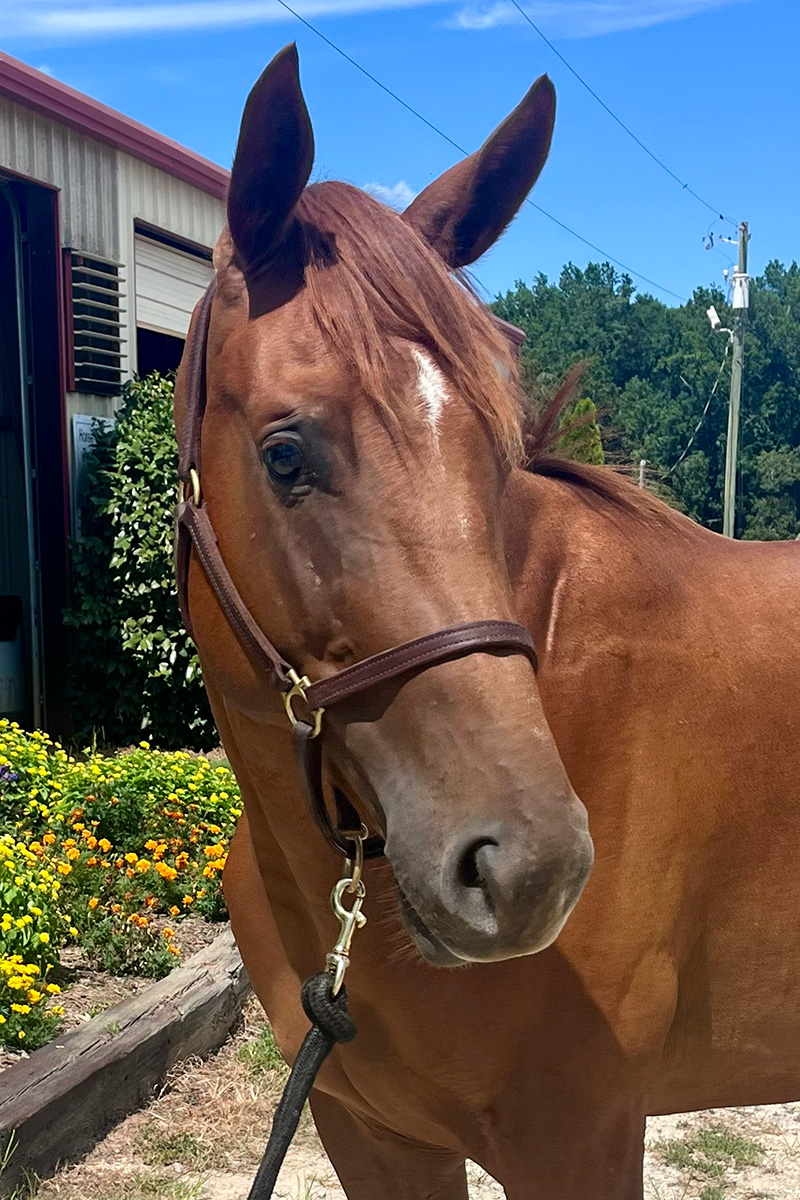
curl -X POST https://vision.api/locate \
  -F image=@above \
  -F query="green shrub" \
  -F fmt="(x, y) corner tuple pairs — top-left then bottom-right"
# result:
(66, 374), (215, 751)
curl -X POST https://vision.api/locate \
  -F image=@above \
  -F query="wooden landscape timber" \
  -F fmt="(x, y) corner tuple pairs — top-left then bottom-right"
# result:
(0, 927), (249, 1194)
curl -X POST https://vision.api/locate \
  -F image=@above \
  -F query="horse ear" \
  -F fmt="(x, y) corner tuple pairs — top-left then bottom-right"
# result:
(402, 75), (555, 268)
(227, 44), (314, 275)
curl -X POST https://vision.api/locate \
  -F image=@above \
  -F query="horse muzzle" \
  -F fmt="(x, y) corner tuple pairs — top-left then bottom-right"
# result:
(389, 804), (594, 965)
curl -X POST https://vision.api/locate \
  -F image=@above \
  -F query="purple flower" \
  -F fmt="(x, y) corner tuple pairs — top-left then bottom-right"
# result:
(0, 765), (19, 785)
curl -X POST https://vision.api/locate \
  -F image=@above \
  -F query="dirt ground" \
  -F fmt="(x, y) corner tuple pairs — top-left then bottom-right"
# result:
(31, 995), (800, 1200)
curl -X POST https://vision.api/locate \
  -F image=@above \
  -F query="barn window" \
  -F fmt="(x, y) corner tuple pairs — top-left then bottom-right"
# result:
(67, 251), (125, 396)
(133, 226), (212, 378)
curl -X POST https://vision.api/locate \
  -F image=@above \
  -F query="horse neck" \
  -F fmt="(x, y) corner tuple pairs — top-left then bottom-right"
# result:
(502, 466), (712, 667)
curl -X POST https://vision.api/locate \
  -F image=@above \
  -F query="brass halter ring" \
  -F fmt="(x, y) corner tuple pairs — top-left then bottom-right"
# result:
(283, 668), (325, 739)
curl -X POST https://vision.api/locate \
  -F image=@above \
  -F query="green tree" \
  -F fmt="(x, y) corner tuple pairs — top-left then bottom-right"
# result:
(494, 260), (800, 539)
(557, 397), (605, 465)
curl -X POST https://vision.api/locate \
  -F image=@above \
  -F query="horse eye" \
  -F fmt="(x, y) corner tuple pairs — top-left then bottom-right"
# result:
(263, 437), (305, 485)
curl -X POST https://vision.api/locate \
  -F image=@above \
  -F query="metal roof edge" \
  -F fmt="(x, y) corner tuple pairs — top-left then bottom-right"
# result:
(0, 51), (230, 201)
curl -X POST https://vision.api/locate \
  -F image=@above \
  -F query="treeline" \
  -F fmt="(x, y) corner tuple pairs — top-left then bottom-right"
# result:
(492, 260), (800, 539)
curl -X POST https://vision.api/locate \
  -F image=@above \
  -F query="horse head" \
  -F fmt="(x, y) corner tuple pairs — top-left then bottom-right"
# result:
(176, 44), (593, 967)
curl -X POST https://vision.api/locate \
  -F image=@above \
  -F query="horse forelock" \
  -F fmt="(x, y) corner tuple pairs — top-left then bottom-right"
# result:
(279, 181), (525, 463)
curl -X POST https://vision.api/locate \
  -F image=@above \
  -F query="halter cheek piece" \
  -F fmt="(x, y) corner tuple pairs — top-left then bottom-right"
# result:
(174, 281), (538, 861)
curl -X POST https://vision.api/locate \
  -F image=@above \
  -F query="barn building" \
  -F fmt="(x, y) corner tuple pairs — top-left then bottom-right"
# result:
(0, 52), (227, 734)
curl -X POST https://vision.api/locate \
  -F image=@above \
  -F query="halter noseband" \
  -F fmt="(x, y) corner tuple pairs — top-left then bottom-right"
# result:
(174, 282), (537, 860)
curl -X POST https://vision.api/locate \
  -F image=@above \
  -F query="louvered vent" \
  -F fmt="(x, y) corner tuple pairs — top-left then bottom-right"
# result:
(69, 252), (126, 395)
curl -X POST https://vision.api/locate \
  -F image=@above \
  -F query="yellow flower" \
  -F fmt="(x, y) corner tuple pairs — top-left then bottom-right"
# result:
(99, 839), (111, 853)
(139, 740), (150, 749)
(38, 932), (50, 945)
(69, 927), (78, 937)
(65, 847), (81, 861)
(27, 990), (42, 1003)
(52, 1005), (64, 1016)
(17, 1030), (25, 1040)
(42, 832), (56, 845)
(46, 983), (61, 994)
(11, 1003), (31, 1014)
(56, 863), (72, 876)
(124, 853), (138, 865)
(6, 976), (25, 989)
(0, 1015), (5, 1024)
(136, 860), (150, 873)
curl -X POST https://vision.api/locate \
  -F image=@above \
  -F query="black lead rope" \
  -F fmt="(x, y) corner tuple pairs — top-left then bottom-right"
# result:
(246, 973), (357, 1200)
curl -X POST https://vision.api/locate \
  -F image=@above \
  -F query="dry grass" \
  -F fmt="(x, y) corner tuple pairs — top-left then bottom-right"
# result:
(35, 996), (307, 1200)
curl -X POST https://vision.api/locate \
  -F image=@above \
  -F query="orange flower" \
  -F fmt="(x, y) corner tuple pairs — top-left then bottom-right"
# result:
(155, 863), (177, 882)
(65, 847), (80, 861)
(56, 862), (72, 876)
(182, 895), (194, 906)
(111, 903), (121, 914)
(88, 897), (99, 910)
(167, 944), (180, 956)
(99, 839), (111, 853)
(42, 833), (56, 846)
(162, 927), (175, 939)
(87, 856), (99, 866)
(169, 906), (180, 917)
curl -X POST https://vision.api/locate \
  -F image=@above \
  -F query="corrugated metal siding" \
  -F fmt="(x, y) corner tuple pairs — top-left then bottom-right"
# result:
(117, 152), (224, 375)
(0, 95), (118, 260)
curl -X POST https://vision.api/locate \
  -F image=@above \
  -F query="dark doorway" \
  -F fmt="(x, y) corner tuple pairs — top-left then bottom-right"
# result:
(0, 176), (68, 734)
(137, 327), (185, 378)
(0, 184), (36, 725)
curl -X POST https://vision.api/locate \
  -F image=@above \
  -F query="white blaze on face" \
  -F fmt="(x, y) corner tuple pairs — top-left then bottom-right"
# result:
(412, 348), (449, 443)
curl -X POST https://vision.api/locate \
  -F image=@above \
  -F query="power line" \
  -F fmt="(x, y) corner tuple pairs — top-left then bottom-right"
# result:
(667, 336), (732, 474)
(273, 0), (687, 304)
(506, 0), (738, 229)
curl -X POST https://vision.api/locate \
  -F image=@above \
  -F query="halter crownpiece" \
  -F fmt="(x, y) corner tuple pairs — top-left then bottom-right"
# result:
(174, 282), (537, 860)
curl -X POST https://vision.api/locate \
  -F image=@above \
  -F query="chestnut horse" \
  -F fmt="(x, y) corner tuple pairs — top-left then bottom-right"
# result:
(175, 44), (800, 1199)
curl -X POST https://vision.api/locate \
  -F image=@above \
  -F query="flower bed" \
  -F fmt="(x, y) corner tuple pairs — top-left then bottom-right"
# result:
(0, 721), (241, 1052)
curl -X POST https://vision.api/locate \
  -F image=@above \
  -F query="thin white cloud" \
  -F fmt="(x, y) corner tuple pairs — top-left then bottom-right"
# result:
(2, 0), (756, 40)
(4, 0), (439, 39)
(452, 0), (755, 36)
(365, 180), (418, 208)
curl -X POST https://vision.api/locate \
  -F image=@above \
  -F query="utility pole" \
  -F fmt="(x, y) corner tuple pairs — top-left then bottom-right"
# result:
(722, 221), (749, 538)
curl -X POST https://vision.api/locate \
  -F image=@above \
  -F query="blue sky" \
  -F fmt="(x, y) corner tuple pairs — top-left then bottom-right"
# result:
(3, 0), (797, 304)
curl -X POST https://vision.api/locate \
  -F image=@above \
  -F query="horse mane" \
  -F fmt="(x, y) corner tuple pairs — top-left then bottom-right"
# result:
(521, 365), (685, 528)
(294, 182), (524, 462)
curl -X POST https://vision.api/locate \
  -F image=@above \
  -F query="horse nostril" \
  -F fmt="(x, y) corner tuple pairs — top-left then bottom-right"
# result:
(458, 837), (499, 890)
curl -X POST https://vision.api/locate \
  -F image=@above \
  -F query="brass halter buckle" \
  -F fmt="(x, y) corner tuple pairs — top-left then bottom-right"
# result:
(325, 825), (368, 996)
(283, 668), (325, 739)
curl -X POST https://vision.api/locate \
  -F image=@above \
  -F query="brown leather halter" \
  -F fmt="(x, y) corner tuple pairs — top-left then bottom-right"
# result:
(175, 282), (538, 860)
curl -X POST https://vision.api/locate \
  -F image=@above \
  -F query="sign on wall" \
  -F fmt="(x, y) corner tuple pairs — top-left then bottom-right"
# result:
(71, 413), (115, 537)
